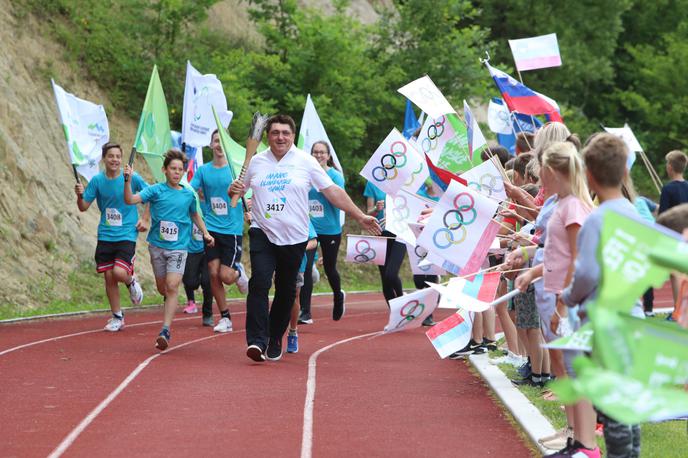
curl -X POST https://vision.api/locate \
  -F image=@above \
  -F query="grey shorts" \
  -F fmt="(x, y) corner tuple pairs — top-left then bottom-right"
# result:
(535, 286), (558, 342)
(149, 244), (188, 278)
(295, 272), (305, 288)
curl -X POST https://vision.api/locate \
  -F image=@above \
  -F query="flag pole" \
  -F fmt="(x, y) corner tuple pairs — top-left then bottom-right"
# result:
(71, 164), (80, 184)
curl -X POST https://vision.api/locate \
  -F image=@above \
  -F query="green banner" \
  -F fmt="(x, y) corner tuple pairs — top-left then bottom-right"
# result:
(543, 322), (593, 351)
(134, 65), (172, 183)
(551, 358), (688, 424)
(438, 113), (482, 174)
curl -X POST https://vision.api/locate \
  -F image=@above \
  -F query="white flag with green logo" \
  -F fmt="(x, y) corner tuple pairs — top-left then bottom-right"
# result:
(51, 79), (109, 181)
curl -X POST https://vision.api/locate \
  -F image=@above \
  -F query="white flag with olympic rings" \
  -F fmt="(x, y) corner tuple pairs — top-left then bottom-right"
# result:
(416, 180), (499, 274)
(460, 160), (507, 201)
(359, 128), (426, 196)
(345, 235), (387, 266)
(398, 75), (456, 120)
(384, 287), (440, 334)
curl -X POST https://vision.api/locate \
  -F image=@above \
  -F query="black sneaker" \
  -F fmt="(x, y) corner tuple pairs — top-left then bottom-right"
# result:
(333, 290), (346, 321)
(449, 343), (474, 359)
(246, 344), (266, 362)
(472, 345), (487, 354)
(517, 361), (532, 378)
(511, 377), (544, 388)
(298, 312), (314, 325)
(482, 338), (498, 352)
(266, 338), (283, 361)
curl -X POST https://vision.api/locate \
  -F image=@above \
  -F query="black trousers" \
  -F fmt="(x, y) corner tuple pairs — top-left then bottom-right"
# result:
(317, 233), (343, 296)
(643, 287), (654, 312)
(182, 251), (213, 317)
(414, 274), (438, 319)
(245, 228), (306, 350)
(298, 247), (317, 316)
(378, 230), (406, 302)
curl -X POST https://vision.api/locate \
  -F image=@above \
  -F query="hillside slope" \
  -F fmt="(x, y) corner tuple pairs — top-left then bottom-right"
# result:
(0, 0), (385, 310)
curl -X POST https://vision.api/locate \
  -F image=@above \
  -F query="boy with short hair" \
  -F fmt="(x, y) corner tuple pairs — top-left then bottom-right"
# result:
(659, 150), (688, 214)
(75, 142), (148, 332)
(124, 149), (214, 350)
(559, 133), (641, 458)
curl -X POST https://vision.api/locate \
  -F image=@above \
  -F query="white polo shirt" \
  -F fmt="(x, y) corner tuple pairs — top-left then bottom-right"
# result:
(245, 145), (334, 245)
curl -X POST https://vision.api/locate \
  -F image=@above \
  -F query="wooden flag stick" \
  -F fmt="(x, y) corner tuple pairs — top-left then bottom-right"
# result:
(71, 164), (80, 184)
(638, 149), (663, 194)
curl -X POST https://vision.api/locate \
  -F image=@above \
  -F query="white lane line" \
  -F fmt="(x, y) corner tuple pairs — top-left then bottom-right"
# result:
(0, 314), (240, 357)
(300, 330), (383, 458)
(47, 330), (242, 458)
(0, 298), (383, 357)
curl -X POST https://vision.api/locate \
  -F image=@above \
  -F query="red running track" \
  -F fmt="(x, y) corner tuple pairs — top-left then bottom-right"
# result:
(0, 293), (533, 457)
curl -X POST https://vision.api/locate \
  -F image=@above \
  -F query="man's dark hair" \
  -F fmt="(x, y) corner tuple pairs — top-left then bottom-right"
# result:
(266, 114), (296, 134)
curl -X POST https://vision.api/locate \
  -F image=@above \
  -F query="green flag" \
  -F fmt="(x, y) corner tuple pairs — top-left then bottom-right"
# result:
(551, 358), (688, 424)
(543, 322), (593, 351)
(593, 211), (682, 313)
(439, 113), (482, 174)
(211, 105), (254, 199)
(134, 65), (172, 183)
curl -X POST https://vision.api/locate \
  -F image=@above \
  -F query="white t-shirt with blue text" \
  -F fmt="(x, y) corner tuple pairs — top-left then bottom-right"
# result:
(245, 146), (334, 245)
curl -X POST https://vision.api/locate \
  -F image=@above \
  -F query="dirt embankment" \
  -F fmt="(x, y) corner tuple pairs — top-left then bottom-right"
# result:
(0, 0), (387, 310)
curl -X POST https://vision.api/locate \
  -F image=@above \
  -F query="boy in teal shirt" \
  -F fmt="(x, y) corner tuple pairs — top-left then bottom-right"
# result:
(75, 142), (149, 332)
(125, 149), (214, 350)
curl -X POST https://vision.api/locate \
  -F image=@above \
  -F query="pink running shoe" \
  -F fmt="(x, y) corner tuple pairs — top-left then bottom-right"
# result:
(183, 301), (198, 314)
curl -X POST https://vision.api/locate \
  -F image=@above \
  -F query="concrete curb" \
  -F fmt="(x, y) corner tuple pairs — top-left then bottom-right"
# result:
(469, 352), (556, 454)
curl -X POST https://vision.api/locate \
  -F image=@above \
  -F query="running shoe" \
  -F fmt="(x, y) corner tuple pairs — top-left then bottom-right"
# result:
(547, 440), (600, 457)
(202, 315), (214, 327)
(422, 315), (436, 327)
(213, 317), (233, 333)
(127, 276), (143, 306)
(235, 263), (249, 294)
(287, 333), (298, 353)
(482, 338), (498, 352)
(511, 376), (544, 388)
(517, 361), (532, 379)
(298, 312), (314, 325)
(104, 316), (124, 332)
(183, 300), (198, 314)
(246, 344), (265, 362)
(155, 329), (170, 351)
(266, 337), (283, 361)
(333, 290), (346, 321)
(448, 343), (474, 359)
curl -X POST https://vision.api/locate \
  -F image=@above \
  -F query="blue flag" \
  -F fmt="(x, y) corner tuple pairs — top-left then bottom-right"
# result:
(403, 99), (421, 139)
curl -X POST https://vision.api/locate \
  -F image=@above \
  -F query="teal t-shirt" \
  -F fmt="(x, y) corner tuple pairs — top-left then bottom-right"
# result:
(363, 181), (386, 222)
(140, 183), (198, 250)
(309, 168), (344, 235)
(82, 171), (148, 242)
(188, 223), (205, 254)
(190, 162), (243, 236)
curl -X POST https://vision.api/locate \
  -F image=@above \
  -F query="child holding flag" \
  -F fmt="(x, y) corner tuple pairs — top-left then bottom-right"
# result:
(553, 133), (646, 458)
(124, 149), (214, 350)
(75, 142), (148, 332)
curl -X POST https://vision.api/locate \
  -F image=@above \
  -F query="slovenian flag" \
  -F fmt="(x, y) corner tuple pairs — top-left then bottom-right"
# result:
(429, 271), (502, 312)
(485, 62), (562, 123)
(463, 100), (486, 160)
(426, 309), (474, 358)
(508, 33), (562, 72)
(425, 153), (467, 192)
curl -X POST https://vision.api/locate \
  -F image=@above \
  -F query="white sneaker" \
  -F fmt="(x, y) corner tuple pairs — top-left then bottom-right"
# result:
(127, 276), (144, 306)
(213, 317), (233, 333)
(235, 263), (249, 294)
(104, 316), (124, 332)
(504, 352), (527, 367)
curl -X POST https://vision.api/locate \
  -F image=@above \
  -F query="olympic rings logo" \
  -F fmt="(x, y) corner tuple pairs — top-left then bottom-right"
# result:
(372, 141), (408, 182)
(432, 192), (477, 249)
(393, 299), (425, 330)
(414, 245), (432, 272)
(467, 173), (504, 197)
(403, 162), (425, 187)
(353, 239), (377, 263)
(389, 195), (410, 228)
(421, 116), (446, 154)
